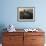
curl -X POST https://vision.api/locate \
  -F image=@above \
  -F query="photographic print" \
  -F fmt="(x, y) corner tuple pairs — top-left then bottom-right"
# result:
(17, 7), (35, 22)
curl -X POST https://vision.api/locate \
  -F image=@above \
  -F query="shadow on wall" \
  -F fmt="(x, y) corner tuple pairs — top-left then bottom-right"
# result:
(0, 24), (7, 43)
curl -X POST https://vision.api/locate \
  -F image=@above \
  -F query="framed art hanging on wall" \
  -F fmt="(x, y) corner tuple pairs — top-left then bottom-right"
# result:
(17, 7), (35, 22)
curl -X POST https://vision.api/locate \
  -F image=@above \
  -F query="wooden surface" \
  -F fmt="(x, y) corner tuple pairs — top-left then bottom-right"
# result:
(24, 32), (45, 46)
(3, 32), (24, 46)
(2, 29), (45, 46)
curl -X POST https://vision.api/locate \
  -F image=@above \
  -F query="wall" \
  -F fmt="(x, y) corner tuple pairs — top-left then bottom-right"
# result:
(0, 0), (46, 30)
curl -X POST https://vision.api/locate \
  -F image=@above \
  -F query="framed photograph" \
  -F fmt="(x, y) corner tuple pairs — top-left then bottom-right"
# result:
(17, 7), (35, 22)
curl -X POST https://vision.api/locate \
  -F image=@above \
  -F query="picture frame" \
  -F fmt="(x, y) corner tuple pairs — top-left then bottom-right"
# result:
(17, 7), (35, 22)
